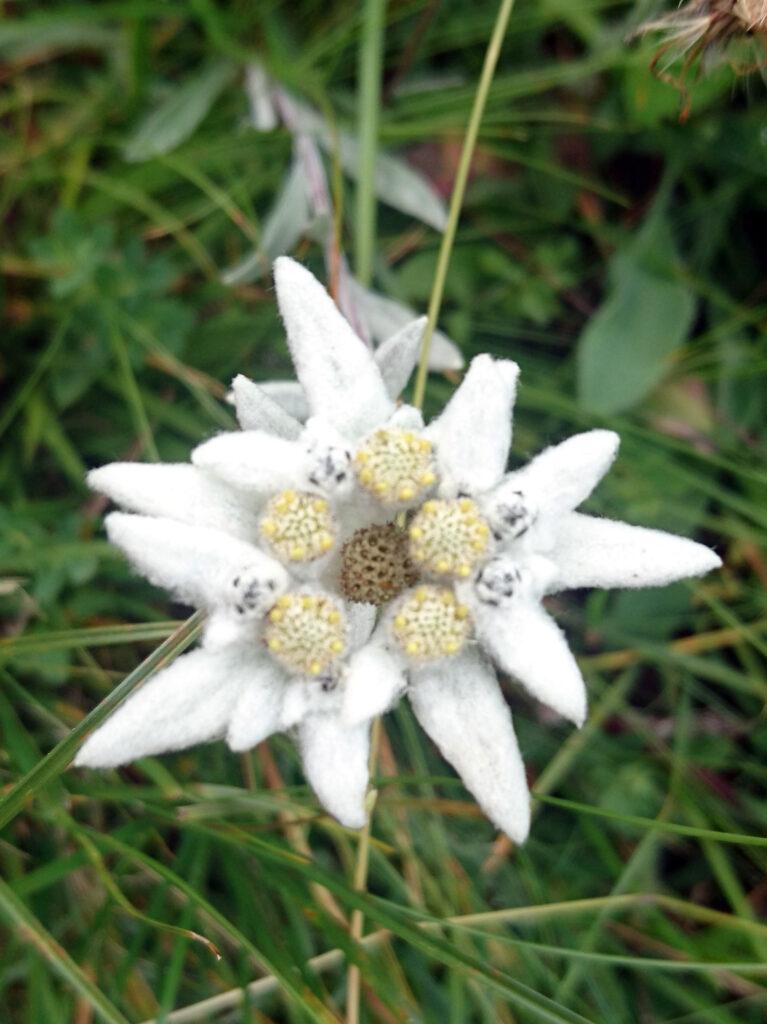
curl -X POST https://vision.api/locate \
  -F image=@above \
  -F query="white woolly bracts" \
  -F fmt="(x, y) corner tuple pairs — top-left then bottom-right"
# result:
(79, 257), (722, 841)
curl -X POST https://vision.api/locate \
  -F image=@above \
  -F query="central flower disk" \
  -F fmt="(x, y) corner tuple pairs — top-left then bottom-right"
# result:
(391, 585), (471, 661)
(340, 524), (418, 605)
(354, 429), (436, 505)
(408, 498), (490, 579)
(263, 592), (347, 676)
(259, 490), (335, 563)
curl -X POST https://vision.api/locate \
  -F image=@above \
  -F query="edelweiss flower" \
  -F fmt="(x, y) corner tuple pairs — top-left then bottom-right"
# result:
(77, 258), (722, 842)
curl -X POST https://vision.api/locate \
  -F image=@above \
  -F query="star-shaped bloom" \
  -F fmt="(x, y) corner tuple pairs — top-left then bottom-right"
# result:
(79, 258), (721, 841)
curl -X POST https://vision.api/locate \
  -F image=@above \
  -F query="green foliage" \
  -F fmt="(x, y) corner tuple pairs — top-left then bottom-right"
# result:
(1, 1), (766, 1022)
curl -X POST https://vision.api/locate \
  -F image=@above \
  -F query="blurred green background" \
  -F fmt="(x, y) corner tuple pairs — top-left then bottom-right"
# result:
(2, 1), (767, 1022)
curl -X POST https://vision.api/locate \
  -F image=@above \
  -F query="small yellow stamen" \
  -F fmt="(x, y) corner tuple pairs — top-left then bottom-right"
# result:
(263, 591), (347, 678)
(406, 497), (491, 581)
(391, 585), (471, 662)
(353, 429), (438, 507)
(259, 491), (337, 565)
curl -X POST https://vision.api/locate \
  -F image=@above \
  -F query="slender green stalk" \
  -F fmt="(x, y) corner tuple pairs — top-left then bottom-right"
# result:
(412, 0), (516, 409)
(0, 611), (204, 832)
(345, 716), (382, 1024)
(354, 0), (386, 285)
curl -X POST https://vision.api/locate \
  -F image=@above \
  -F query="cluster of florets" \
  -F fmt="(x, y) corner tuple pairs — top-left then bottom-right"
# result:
(77, 257), (721, 843)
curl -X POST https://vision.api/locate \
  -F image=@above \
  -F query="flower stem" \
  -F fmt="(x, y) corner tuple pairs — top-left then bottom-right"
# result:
(345, 3), (515, 1016)
(412, 0), (516, 411)
(345, 715), (382, 1024)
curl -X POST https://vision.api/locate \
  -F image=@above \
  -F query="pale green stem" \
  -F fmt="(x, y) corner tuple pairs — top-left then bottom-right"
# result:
(354, 0), (386, 285)
(412, 0), (516, 410)
(345, 716), (382, 1024)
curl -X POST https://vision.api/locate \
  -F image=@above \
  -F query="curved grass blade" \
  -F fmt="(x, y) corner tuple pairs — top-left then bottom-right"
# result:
(0, 877), (131, 1024)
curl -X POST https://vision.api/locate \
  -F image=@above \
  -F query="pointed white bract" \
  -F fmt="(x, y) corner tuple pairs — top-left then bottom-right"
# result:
(343, 643), (405, 727)
(192, 430), (305, 496)
(298, 715), (370, 828)
(80, 259), (723, 843)
(231, 374), (302, 439)
(75, 647), (254, 768)
(88, 463), (260, 541)
(347, 278), (464, 373)
(427, 354), (519, 496)
(493, 430), (619, 519)
(105, 513), (287, 612)
(471, 594), (587, 726)
(547, 512), (722, 592)
(226, 661), (286, 751)
(274, 257), (394, 439)
(259, 380), (310, 422)
(409, 650), (531, 844)
(374, 316), (427, 400)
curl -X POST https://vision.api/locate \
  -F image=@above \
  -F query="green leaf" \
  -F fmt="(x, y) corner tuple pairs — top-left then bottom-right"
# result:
(123, 61), (237, 162)
(577, 208), (695, 415)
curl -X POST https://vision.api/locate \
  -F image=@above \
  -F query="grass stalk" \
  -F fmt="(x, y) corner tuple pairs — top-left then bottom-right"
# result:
(354, 0), (386, 286)
(345, 715), (383, 1024)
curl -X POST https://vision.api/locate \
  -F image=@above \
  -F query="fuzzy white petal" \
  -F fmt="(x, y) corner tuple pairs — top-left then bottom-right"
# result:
(231, 374), (302, 439)
(548, 512), (722, 592)
(226, 662), (286, 751)
(88, 463), (259, 541)
(192, 430), (304, 495)
(298, 714), (370, 828)
(342, 643), (406, 727)
(409, 650), (530, 843)
(105, 513), (287, 611)
(274, 257), (394, 438)
(494, 430), (619, 518)
(426, 354), (519, 496)
(374, 316), (427, 399)
(348, 278), (463, 371)
(259, 381), (310, 422)
(471, 595), (587, 726)
(74, 646), (257, 768)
